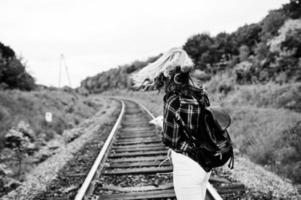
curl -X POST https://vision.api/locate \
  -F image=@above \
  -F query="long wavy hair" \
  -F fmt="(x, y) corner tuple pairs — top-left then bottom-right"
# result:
(131, 48), (193, 89)
(153, 66), (189, 94)
(154, 66), (210, 107)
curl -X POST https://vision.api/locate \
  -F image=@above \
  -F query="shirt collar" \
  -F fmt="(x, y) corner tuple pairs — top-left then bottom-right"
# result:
(179, 95), (199, 105)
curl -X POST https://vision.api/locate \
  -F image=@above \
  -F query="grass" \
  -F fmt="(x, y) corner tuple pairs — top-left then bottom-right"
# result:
(1, 97), (119, 200)
(0, 88), (105, 186)
(227, 106), (301, 179)
(204, 74), (301, 185)
(0, 89), (100, 147)
(222, 83), (301, 111)
(205, 71), (301, 113)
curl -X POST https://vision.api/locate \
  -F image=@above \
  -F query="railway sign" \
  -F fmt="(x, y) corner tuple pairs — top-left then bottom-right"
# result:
(45, 112), (53, 123)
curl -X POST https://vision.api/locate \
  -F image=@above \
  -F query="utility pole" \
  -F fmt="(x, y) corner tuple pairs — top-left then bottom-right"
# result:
(58, 54), (72, 87)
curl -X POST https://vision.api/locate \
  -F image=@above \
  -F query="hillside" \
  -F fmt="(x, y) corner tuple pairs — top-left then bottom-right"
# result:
(0, 41), (121, 197)
(80, 0), (301, 93)
(80, 54), (161, 93)
(0, 88), (114, 196)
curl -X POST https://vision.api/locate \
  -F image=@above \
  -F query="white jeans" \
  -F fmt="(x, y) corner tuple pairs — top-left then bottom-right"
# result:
(171, 150), (211, 200)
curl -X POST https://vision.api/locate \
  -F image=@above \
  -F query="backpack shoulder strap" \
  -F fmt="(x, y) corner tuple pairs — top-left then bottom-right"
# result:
(174, 101), (199, 145)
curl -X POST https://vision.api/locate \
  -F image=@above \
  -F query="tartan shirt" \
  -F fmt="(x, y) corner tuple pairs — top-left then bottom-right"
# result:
(162, 87), (210, 153)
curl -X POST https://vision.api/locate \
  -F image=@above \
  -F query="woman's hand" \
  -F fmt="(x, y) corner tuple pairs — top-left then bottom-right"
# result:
(149, 115), (163, 129)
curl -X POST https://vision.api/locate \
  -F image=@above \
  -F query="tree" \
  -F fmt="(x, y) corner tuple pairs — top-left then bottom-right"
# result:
(17, 73), (35, 91)
(239, 45), (250, 61)
(282, 0), (301, 19)
(281, 28), (301, 58)
(183, 33), (215, 69)
(261, 9), (287, 38)
(234, 23), (262, 49)
(0, 42), (15, 59)
(80, 54), (161, 93)
(215, 32), (237, 56)
(0, 42), (35, 91)
(255, 42), (270, 61)
(0, 58), (35, 91)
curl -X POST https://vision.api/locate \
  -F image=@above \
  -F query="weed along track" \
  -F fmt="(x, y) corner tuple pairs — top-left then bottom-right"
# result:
(72, 99), (246, 200)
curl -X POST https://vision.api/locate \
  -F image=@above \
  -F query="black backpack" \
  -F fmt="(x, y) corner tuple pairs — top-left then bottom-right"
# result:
(175, 104), (234, 172)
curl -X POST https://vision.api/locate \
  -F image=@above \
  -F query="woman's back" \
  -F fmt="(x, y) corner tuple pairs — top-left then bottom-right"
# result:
(162, 87), (209, 153)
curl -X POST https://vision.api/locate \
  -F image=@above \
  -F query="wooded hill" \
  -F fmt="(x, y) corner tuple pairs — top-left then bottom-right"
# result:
(0, 42), (35, 91)
(80, 0), (301, 93)
(80, 55), (161, 93)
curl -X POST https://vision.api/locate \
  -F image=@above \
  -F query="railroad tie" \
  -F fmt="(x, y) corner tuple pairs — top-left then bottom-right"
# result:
(95, 189), (176, 200)
(103, 166), (173, 175)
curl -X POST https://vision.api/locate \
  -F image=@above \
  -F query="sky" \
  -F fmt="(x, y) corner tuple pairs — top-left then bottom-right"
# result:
(0, 0), (288, 87)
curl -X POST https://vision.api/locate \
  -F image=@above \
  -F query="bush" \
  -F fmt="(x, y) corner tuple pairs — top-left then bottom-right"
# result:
(234, 23), (262, 48)
(281, 28), (301, 58)
(282, 0), (301, 19)
(273, 121), (301, 183)
(205, 70), (235, 97)
(0, 58), (35, 91)
(261, 9), (287, 38)
(0, 42), (35, 91)
(292, 162), (301, 183)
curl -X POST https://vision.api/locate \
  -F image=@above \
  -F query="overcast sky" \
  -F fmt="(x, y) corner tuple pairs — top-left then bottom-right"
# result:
(0, 0), (288, 87)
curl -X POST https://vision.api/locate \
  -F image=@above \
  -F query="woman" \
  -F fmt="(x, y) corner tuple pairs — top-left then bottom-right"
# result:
(132, 47), (211, 200)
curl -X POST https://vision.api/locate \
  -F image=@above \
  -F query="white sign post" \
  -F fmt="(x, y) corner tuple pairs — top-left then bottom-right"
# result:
(45, 112), (53, 123)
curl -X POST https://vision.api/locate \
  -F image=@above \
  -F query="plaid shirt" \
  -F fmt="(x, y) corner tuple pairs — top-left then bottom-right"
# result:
(162, 89), (209, 153)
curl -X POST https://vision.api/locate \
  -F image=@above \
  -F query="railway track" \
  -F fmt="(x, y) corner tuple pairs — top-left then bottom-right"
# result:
(74, 99), (244, 200)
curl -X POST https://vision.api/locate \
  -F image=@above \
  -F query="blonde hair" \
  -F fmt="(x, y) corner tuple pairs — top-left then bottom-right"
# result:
(131, 47), (193, 88)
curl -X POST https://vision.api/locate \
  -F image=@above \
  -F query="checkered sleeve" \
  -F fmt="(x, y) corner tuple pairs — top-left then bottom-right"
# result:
(162, 95), (192, 152)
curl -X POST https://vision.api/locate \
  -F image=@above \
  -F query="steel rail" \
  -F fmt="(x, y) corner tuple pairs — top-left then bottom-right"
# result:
(74, 100), (125, 200)
(131, 99), (223, 200)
